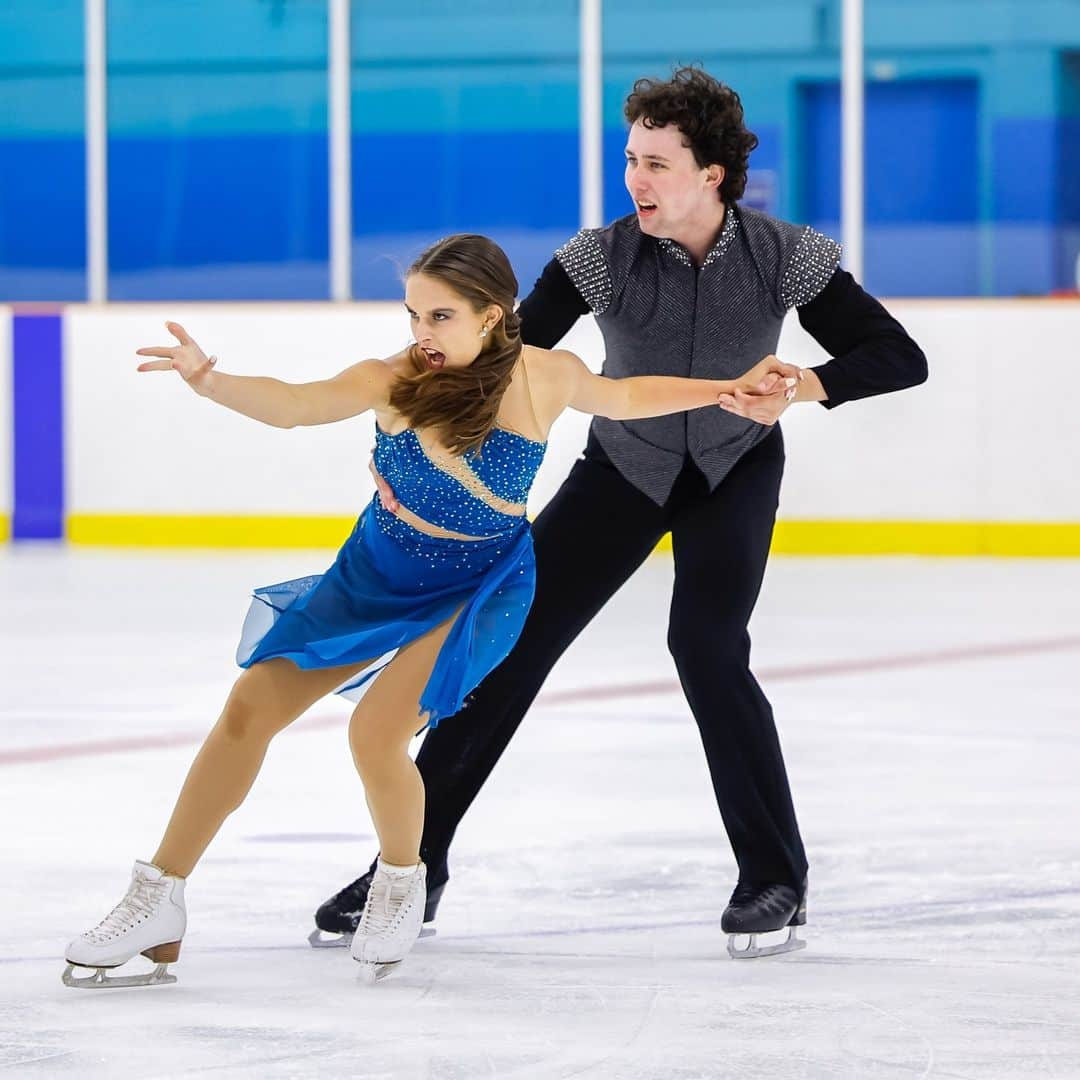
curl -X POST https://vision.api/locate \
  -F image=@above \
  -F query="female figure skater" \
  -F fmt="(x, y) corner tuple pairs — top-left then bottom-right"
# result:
(63, 234), (799, 986)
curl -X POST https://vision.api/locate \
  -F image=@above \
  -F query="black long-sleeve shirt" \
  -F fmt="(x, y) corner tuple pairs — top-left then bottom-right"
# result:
(518, 258), (928, 409)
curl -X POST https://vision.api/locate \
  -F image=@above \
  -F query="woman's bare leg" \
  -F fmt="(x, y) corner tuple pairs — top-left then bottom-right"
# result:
(152, 656), (372, 877)
(349, 615), (460, 867)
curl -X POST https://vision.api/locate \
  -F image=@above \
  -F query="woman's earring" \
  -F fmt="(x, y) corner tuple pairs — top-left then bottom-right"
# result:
(479, 327), (489, 339)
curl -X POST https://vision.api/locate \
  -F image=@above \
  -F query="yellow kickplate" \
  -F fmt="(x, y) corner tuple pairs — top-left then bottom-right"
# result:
(54, 515), (1080, 557)
(654, 521), (1080, 558)
(67, 514), (354, 549)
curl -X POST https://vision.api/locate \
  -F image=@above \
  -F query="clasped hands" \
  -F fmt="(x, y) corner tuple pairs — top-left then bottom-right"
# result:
(721, 353), (805, 426)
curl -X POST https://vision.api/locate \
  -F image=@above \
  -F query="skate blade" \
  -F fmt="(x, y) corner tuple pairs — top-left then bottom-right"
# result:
(308, 929), (351, 949)
(727, 927), (807, 960)
(357, 959), (402, 984)
(309, 926), (435, 949)
(62, 961), (177, 988)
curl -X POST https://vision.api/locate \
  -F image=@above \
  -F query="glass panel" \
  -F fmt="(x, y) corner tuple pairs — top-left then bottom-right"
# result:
(800, 78), (980, 296)
(10, 0), (1074, 302)
(106, 0), (330, 300)
(601, 1), (800, 231)
(603, 0), (1080, 297)
(0, 1), (86, 301)
(1060, 52), (1080, 294)
(350, 1), (580, 300)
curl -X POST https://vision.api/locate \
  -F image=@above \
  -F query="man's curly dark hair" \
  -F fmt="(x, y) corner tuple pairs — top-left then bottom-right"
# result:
(624, 66), (759, 203)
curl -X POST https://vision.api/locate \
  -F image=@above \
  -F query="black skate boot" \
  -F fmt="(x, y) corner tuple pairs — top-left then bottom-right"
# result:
(308, 860), (448, 948)
(721, 876), (807, 959)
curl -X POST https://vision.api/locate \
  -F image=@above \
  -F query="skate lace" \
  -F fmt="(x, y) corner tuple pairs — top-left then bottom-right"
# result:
(84, 874), (167, 943)
(729, 882), (796, 914)
(730, 884), (761, 906)
(358, 873), (417, 936)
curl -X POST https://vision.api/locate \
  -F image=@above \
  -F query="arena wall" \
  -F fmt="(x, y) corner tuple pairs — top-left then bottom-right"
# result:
(3, 299), (1078, 555)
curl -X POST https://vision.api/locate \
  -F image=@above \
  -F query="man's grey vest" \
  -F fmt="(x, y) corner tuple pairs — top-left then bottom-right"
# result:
(555, 205), (841, 505)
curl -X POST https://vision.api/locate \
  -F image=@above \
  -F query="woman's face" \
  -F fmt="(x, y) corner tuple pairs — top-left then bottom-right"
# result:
(404, 273), (500, 371)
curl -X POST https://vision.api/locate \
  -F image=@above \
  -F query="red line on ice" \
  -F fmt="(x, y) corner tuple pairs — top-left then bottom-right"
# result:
(3, 634), (1079, 766)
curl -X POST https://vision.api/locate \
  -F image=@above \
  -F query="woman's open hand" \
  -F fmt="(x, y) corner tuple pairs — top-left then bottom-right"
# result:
(136, 321), (217, 395)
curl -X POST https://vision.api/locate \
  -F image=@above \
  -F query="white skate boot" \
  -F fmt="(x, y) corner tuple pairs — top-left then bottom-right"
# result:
(63, 860), (186, 988)
(350, 860), (426, 983)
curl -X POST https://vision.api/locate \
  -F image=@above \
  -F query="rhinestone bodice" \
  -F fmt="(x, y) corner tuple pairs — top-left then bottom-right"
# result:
(373, 424), (546, 537)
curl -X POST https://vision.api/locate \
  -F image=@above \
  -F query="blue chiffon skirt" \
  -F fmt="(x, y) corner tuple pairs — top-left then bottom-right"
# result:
(236, 500), (536, 727)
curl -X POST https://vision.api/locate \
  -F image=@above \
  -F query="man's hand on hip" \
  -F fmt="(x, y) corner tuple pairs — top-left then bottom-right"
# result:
(369, 451), (399, 512)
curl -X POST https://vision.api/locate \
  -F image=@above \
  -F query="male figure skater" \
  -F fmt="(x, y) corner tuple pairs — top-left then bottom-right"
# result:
(315, 66), (927, 958)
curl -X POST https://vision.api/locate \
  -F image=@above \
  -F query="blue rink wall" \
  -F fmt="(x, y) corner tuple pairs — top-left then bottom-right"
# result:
(2, 0), (1080, 301)
(2, 299), (1079, 556)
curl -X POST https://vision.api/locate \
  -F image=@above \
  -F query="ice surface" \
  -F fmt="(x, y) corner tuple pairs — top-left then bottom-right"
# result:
(2, 546), (1079, 1078)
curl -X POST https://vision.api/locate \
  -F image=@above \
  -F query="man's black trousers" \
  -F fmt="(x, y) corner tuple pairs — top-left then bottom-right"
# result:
(412, 425), (807, 889)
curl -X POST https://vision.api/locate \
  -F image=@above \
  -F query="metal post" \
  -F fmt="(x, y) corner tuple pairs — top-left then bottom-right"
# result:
(841, 0), (864, 283)
(85, 0), (107, 302)
(579, 0), (603, 229)
(329, 0), (352, 300)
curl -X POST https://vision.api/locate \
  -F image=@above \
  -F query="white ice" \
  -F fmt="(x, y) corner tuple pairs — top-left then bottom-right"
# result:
(2, 546), (1079, 1079)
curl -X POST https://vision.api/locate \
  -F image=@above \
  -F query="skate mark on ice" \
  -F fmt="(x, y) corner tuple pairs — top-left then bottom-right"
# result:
(0, 1047), (76, 1069)
(830, 886), (1080, 926)
(170, 1026), (354, 1077)
(837, 998), (938, 1080)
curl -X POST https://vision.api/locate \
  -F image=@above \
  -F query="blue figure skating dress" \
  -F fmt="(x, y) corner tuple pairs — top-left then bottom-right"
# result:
(236, 424), (545, 726)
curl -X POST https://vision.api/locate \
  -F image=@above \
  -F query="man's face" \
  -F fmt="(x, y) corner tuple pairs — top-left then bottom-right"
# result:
(624, 120), (723, 238)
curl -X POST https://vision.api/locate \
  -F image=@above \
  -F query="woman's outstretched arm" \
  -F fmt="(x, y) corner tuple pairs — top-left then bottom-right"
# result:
(136, 321), (391, 429)
(557, 350), (801, 424)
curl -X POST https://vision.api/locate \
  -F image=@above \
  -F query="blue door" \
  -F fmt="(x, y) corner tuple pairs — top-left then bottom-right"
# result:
(800, 78), (979, 296)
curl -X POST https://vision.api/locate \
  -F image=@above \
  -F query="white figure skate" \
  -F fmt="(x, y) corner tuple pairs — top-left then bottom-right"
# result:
(350, 861), (427, 983)
(63, 860), (186, 988)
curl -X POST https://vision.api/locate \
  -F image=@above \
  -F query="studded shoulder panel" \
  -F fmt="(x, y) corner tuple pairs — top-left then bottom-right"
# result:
(554, 229), (614, 314)
(780, 226), (842, 309)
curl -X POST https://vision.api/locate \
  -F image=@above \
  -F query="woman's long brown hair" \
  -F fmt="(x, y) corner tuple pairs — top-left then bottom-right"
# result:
(389, 234), (523, 457)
